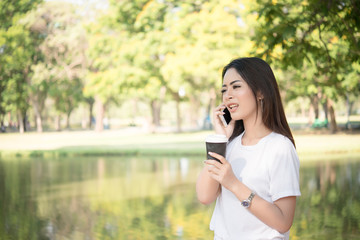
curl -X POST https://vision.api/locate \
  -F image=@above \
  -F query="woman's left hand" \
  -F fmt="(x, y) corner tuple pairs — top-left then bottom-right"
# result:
(204, 152), (238, 191)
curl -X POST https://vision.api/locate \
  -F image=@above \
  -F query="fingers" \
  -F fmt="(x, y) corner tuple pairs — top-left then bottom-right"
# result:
(208, 152), (226, 164)
(213, 104), (230, 135)
(204, 159), (221, 168)
(204, 152), (227, 177)
(215, 104), (226, 111)
(204, 153), (237, 189)
(205, 161), (221, 178)
(214, 105), (226, 116)
(214, 109), (224, 120)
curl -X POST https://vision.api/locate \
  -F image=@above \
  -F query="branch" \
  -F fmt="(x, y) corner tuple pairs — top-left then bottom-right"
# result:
(333, 10), (360, 54)
(317, 20), (332, 64)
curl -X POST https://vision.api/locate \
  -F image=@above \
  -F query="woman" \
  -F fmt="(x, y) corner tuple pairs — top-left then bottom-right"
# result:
(196, 57), (301, 240)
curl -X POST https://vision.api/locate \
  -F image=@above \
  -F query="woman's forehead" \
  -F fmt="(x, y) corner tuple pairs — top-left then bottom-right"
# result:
(223, 68), (245, 85)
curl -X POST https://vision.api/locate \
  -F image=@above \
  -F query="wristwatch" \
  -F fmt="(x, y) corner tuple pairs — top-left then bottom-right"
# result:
(241, 192), (255, 208)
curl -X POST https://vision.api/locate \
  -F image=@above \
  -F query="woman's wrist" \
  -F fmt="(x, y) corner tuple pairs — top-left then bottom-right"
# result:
(228, 176), (241, 194)
(229, 179), (251, 202)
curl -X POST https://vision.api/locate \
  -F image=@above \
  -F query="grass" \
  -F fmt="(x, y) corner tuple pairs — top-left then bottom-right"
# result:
(0, 128), (359, 162)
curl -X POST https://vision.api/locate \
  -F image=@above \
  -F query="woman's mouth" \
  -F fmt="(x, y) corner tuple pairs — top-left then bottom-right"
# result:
(228, 104), (239, 112)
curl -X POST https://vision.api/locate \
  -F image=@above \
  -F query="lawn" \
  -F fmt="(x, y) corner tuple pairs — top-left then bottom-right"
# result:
(0, 128), (359, 161)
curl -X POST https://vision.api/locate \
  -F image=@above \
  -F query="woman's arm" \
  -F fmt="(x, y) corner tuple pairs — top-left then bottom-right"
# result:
(231, 180), (296, 233)
(196, 167), (221, 205)
(205, 152), (297, 233)
(196, 104), (234, 205)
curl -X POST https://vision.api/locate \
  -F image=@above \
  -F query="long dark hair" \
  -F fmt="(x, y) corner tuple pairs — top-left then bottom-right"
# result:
(222, 57), (295, 147)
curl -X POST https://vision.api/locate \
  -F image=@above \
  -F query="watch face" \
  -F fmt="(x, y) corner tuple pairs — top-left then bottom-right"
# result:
(241, 200), (250, 208)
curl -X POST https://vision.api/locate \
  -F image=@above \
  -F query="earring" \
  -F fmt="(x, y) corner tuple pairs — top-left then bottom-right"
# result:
(259, 98), (264, 112)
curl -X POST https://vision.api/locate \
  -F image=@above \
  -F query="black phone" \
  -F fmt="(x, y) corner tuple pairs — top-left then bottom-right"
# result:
(219, 107), (232, 127)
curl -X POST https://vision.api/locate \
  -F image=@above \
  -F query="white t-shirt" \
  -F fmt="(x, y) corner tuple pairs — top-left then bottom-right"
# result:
(210, 132), (301, 240)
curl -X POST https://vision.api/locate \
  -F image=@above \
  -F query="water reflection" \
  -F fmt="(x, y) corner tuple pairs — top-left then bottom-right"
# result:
(292, 160), (360, 240)
(0, 156), (359, 239)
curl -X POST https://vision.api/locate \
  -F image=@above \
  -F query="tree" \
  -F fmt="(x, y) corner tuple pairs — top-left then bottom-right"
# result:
(116, 0), (169, 131)
(23, 1), (88, 131)
(161, 0), (250, 131)
(0, 0), (43, 132)
(252, 0), (360, 132)
(85, 0), (169, 132)
(84, 19), (128, 132)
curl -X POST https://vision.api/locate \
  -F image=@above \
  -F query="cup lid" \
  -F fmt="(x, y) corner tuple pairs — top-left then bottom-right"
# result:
(206, 134), (228, 143)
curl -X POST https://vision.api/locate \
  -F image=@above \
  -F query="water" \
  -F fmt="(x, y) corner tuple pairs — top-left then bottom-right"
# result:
(0, 156), (359, 239)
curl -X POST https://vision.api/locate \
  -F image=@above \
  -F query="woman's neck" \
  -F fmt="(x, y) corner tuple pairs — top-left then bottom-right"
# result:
(242, 118), (271, 146)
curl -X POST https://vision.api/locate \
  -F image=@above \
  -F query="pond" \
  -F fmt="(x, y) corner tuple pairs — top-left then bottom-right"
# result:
(0, 156), (359, 240)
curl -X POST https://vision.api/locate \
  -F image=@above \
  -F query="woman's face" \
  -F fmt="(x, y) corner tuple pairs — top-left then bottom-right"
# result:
(221, 68), (258, 122)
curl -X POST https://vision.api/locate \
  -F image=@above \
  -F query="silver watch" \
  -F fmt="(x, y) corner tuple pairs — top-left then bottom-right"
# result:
(241, 192), (255, 208)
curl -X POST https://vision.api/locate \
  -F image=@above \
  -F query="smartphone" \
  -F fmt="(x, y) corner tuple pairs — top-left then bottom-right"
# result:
(219, 107), (232, 127)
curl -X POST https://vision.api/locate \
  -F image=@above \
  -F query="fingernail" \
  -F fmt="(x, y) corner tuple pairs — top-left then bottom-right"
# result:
(208, 152), (213, 155)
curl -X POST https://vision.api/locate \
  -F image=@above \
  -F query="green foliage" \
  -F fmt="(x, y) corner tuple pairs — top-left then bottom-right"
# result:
(251, 0), (360, 131)
(0, 0), (42, 29)
(252, 0), (360, 100)
(85, 0), (168, 106)
(160, 0), (250, 106)
(84, 0), (252, 128)
(0, 0), (359, 130)
(20, 1), (88, 129)
(0, 0), (42, 120)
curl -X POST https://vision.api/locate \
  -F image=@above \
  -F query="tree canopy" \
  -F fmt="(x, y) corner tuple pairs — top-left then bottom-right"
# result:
(252, 0), (360, 131)
(0, 0), (359, 133)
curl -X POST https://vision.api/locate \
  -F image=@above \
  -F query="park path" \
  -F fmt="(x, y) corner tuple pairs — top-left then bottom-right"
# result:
(0, 129), (359, 161)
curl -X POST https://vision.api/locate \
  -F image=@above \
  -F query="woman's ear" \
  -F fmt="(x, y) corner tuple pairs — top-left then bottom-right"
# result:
(256, 92), (264, 100)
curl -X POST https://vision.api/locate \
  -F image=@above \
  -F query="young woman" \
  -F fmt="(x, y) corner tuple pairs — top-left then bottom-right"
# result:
(196, 57), (301, 240)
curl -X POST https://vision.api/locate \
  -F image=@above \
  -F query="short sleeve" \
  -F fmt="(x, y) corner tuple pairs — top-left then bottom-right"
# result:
(268, 137), (301, 202)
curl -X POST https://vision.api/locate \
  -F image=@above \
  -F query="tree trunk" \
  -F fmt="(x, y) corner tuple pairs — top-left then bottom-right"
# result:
(322, 99), (328, 125)
(310, 94), (319, 122)
(88, 98), (94, 129)
(66, 111), (71, 129)
(151, 99), (161, 127)
(17, 110), (24, 134)
(0, 118), (4, 132)
(174, 94), (182, 133)
(346, 93), (353, 130)
(327, 99), (337, 133)
(23, 111), (28, 132)
(308, 103), (315, 125)
(55, 114), (61, 131)
(95, 95), (104, 132)
(32, 102), (43, 132)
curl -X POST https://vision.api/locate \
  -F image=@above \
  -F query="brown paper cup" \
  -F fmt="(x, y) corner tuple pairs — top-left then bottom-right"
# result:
(205, 134), (228, 163)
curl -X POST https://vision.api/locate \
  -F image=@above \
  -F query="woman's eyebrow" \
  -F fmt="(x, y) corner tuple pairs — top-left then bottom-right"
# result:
(222, 80), (242, 87)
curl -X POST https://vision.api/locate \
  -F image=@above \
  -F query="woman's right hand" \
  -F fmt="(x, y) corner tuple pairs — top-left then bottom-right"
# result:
(213, 104), (235, 139)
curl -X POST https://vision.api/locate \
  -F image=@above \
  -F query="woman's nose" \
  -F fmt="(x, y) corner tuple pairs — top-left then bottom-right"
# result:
(224, 92), (233, 101)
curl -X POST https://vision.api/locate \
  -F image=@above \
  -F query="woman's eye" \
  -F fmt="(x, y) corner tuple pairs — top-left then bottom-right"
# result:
(233, 85), (241, 89)
(221, 89), (226, 93)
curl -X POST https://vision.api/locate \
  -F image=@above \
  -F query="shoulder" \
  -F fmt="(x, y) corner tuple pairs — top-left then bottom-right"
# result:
(267, 132), (295, 151)
(264, 132), (298, 164)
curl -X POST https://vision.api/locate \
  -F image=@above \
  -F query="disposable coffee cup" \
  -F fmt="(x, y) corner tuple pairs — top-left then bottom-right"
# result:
(206, 134), (228, 163)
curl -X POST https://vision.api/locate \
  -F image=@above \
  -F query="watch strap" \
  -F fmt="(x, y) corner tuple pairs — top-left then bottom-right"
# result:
(241, 192), (255, 208)
(248, 192), (255, 202)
